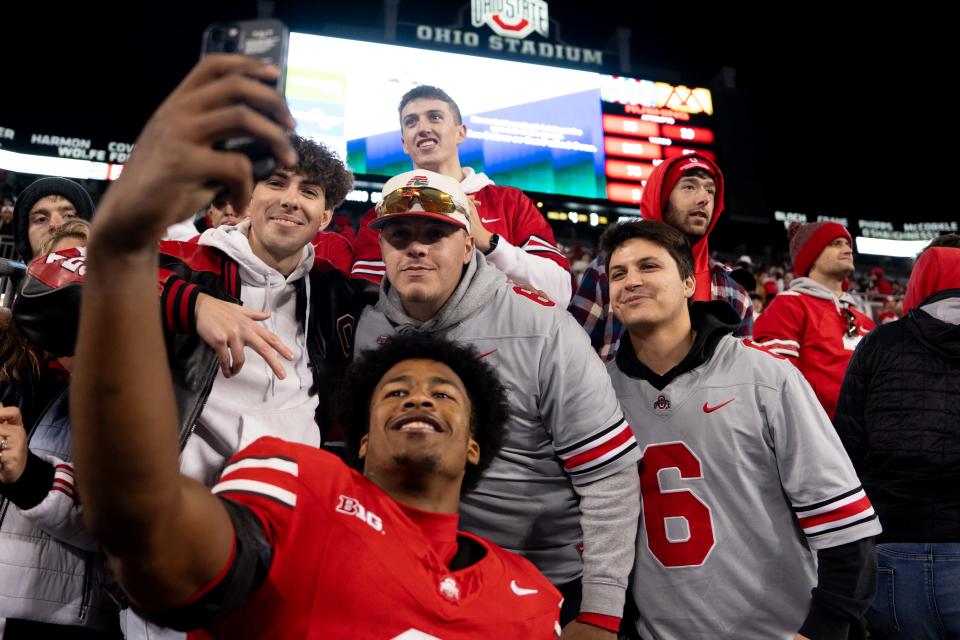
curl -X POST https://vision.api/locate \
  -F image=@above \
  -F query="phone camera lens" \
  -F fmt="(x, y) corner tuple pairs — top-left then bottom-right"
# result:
(210, 27), (224, 41)
(224, 39), (238, 52)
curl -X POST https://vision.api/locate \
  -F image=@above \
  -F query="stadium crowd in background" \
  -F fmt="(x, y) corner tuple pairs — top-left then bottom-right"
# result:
(0, 49), (955, 640)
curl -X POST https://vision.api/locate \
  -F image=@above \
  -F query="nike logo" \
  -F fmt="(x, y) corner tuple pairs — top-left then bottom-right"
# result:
(703, 399), (735, 413)
(477, 349), (497, 359)
(510, 580), (539, 596)
(481, 217), (501, 223)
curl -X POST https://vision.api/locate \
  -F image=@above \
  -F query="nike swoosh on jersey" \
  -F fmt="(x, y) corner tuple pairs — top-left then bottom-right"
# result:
(703, 399), (735, 413)
(510, 580), (539, 596)
(481, 217), (501, 223)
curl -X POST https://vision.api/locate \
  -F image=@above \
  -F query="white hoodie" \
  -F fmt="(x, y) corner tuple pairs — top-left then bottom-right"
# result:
(122, 221), (321, 640)
(182, 221), (320, 485)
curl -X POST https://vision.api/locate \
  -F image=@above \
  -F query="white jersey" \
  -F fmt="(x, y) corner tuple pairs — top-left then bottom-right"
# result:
(356, 261), (639, 583)
(609, 334), (881, 640)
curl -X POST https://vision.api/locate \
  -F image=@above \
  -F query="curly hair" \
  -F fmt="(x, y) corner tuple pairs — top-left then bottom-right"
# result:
(281, 134), (354, 210)
(334, 333), (508, 494)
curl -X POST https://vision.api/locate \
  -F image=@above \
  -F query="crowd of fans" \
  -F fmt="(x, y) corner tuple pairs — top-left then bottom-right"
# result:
(0, 53), (956, 640)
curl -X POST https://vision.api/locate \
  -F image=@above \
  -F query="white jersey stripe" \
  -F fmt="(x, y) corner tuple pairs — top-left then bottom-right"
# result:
(353, 260), (385, 268)
(352, 268), (386, 276)
(54, 470), (75, 486)
(803, 507), (876, 535)
(756, 339), (800, 348)
(557, 420), (628, 459)
(794, 489), (867, 518)
(221, 457), (299, 479)
(770, 348), (799, 358)
(213, 479), (297, 508)
(567, 438), (637, 474)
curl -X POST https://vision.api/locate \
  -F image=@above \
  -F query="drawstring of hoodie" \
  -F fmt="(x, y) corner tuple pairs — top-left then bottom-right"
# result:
(263, 275), (278, 400)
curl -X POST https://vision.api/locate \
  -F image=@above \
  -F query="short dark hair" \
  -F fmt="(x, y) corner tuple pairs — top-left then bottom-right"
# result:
(279, 134), (354, 209)
(398, 85), (463, 126)
(599, 220), (695, 280)
(926, 233), (960, 250)
(682, 168), (714, 182)
(334, 333), (508, 494)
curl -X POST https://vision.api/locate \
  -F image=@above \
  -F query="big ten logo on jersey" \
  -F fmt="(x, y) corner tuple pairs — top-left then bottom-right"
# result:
(335, 495), (384, 533)
(45, 246), (87, 277)
(511, 284), (555, 307)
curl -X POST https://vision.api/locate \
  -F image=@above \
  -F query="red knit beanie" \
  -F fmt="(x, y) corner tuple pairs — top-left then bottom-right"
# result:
(788, 221), (852, 277)
(659, 155), (716, 206)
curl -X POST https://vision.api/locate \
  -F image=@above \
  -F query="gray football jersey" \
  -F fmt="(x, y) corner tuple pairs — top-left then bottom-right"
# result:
(608, 335), (881, 640)
(356, 282), (639, 583)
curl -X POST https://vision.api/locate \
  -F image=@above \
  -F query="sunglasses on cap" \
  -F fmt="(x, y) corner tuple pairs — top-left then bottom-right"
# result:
(377, 186), (466, 216)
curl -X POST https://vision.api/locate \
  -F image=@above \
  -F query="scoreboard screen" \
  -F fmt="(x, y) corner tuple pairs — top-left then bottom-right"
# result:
(286, 33), (715, 204)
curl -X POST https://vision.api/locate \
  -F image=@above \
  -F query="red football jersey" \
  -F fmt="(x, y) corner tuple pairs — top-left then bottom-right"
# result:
(753, 290), (875, 419)
(194, 437), (561, 639)
(351, 183), (569, 284)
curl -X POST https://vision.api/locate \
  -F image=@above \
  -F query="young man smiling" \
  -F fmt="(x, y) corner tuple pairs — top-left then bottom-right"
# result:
(355, 168), (640, 638)
(350, 85), (572, 305)
(601, 220), (880, 640)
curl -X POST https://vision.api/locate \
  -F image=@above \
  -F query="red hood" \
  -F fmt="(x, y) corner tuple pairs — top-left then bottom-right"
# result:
(639, 153), (725, 300)
(903, 247), (960, 314)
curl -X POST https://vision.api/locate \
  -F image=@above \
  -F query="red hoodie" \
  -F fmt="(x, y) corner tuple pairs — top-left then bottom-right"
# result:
(903, 247), (960, 314)
(639, 154), (724, 301)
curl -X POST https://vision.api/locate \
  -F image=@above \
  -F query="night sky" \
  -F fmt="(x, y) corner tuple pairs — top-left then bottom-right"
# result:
(1, 1), (926, 226)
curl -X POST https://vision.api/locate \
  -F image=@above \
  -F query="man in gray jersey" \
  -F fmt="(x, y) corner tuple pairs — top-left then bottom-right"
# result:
(354, 169), (640, 638)
(601, 220), (880, 640)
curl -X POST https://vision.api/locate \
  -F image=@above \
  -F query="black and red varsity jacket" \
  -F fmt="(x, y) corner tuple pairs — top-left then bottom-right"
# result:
(157, 241), (375, 449)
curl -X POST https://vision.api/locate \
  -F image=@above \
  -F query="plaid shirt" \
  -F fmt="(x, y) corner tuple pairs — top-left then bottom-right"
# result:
(568, 255), (753, 362)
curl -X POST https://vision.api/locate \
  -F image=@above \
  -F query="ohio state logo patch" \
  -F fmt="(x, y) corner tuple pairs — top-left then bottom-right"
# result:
(653, 394), (671, 411)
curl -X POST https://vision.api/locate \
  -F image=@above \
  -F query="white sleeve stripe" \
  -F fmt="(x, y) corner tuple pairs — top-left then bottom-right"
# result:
(756, 339), (800, 348)
(770, 348), (799, 357)
(803, 508), (876, 535)
(795, 489), (866, 518)
(221, 457), (299, 478)
(557, 420), (628, 459)
(567, 439), (637, 474)
(213, 479), (297, 508)
(352, 260), (385, 268)
(523, 245), (566, 257)
(352, 268), (386, 276)
(54, 471), (75, 486)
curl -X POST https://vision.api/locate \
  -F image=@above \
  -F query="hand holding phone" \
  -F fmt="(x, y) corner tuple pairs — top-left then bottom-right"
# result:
(201, 19), (290, 181)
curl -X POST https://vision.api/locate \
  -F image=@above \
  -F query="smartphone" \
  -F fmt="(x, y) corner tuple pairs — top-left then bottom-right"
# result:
(201, 19), (290, 181)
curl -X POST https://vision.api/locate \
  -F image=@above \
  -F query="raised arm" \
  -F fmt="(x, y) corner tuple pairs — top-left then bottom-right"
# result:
(70, 54), (297, 610)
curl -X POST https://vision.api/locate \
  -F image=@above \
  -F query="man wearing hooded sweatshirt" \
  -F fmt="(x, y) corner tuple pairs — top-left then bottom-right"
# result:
(754, 221), (875, 419)
(602, 220), (879, 640)
(835, 234), (960, 638)
(12, 177), (95, 264)
(350, 85), (572, 306)
(121, 133), (367, 639)
(569, 153), (752, 362)
(354, 169), (640, 639)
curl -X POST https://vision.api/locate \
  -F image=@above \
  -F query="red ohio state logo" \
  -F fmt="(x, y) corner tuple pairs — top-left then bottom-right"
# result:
(471, 0), (550, 39)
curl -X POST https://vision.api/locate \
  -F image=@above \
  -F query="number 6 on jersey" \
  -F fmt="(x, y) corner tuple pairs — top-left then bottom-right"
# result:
(639, 441), (716, 568)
